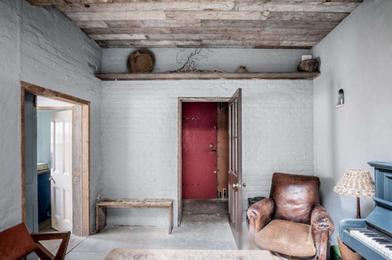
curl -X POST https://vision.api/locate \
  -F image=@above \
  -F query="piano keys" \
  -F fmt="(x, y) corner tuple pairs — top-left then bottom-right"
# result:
(349, 227), (392, 259)
(340, 161), (392, 260)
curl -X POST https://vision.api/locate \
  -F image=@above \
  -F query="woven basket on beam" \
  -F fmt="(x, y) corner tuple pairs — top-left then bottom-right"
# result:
(127, 48), (155, 73)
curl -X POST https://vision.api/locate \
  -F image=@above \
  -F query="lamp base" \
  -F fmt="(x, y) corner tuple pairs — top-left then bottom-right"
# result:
(356, 197), (361, 219)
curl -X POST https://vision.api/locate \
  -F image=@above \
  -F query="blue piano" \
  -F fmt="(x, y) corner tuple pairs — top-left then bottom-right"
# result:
(340, 161), (392, 260)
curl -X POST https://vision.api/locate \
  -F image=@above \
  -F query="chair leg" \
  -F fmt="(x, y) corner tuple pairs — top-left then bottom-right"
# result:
(54, 232), (71, 260)
(31, 231), (71, 260)
(248, 218), (257, 249)
(34, 242), (54, 260)
(317, 231), (329, 260)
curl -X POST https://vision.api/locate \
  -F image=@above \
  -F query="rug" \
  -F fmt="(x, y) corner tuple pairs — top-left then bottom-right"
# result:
(105, 249), (274, 260)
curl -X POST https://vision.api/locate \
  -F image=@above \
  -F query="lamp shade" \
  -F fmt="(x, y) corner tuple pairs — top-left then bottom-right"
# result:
(334, 169), (375, 198)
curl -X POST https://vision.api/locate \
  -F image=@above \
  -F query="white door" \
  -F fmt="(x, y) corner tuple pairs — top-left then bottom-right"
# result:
(50, 110), (73, 232)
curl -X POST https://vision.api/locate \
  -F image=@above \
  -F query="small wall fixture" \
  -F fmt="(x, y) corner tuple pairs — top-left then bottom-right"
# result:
(336, 89), (345, 108)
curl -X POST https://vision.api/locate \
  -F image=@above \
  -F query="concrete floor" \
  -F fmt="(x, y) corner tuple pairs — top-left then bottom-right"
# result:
(53, 200), (239, 259)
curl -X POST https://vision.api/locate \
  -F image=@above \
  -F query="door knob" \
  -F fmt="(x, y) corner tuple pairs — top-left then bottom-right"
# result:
(232, 183), (240, 191)
(232, 183), (246, 191)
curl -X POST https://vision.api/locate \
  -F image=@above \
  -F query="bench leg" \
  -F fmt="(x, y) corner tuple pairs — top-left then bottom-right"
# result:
(96, 206), (106, 233)
(168, 203), (173, 234)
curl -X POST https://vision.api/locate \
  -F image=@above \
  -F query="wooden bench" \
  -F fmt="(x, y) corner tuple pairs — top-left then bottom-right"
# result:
(96, 199), (173, 234)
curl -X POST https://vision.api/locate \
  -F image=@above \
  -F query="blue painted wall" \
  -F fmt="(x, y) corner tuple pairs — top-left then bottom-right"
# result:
(38, 171), (51, 222)
(37, 111), (52, 165)
(37, 111), (52, 223)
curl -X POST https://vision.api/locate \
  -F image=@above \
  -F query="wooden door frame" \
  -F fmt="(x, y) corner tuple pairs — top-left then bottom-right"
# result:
(21, 81), (91, 236)
(177, 97), (230, 226)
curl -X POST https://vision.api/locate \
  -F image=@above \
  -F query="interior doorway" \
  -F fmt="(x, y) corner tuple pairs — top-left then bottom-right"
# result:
(21, 82), (90, 236)
(177, 89), (243, 248)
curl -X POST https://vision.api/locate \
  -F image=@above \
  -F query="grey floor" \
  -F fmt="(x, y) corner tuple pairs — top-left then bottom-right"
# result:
(45, 200), (241, 259)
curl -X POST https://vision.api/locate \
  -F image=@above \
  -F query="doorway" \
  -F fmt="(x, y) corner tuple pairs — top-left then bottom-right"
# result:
(182, 102), (221, 200)
(177, 89), (243, 248)
(36, 97), (74, 232)
(21, 82), (90, 236)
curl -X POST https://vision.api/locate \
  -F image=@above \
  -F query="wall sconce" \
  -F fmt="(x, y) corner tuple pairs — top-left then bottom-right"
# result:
(336, 89), (345, 108)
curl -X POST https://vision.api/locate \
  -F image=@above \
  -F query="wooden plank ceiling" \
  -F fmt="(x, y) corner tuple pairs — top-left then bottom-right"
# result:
(28, 0), (362, 49)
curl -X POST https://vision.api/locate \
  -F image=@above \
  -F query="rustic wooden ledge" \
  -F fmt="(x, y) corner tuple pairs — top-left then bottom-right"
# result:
(96, 199), (174, 234)
(96, 72), (320, 81)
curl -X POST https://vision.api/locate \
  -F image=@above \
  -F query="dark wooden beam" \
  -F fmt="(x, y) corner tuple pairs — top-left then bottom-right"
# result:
(95, 39), (317, 48)
(29, 0), (362, 10)
(96, 72), (320, 81)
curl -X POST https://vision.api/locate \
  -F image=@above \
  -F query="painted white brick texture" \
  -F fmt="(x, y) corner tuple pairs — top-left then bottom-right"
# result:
(0, 0), (102, 231)
(101, 80), (314, 227)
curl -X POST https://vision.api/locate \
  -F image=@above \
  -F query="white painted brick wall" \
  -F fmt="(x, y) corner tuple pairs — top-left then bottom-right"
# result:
(312, 0), (392, 240)
(101, 80), (313, 227)
(0, 0), (102, 231)
(0, 0), (314, 232)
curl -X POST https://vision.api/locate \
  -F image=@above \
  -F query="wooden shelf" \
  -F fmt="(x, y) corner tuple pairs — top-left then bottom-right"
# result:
(96, 72), (320, 81)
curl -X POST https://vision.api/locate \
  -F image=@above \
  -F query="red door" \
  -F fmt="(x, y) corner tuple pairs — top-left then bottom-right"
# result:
(182, 102), (217, 199)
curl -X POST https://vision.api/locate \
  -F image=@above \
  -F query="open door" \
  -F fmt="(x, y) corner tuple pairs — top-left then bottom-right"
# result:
(50, 110), (73, 231)
(228, 88), (243, 248)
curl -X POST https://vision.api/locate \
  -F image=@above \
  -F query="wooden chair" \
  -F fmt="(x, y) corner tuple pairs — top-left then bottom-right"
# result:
(0, 223), (70, 260)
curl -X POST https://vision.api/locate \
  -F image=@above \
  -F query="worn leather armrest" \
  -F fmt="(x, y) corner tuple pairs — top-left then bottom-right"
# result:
(311, 206), (334, 260)
(310, 205), (334, 235)
(247, 198), (274, 237)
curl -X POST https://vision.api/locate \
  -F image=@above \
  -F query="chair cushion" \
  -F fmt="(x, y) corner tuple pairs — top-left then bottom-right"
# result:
(270, 173), (320, 224)
(254, 219), (316, 258)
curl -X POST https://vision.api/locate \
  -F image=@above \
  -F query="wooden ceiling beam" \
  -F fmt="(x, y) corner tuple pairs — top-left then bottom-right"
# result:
(89, 32), (328, 42)
(26, 0), (362, 48)
(28, 0), (234, 7)
(57, 1), (235, 12)
(53, 1), (361, 12)
(29, 0), (362, 12)
(96, 72), (320, 81)
(82, 21), (339, 34)
(83, 27), (335, 36)
(66, 11), (271, 21)
(75, 13), (344, 29)
(65, 11), (352, 23)
(240, 0), (362, 12)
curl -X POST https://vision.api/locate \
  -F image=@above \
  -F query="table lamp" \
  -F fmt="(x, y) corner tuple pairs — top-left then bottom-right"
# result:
(334, 169), (375, 218)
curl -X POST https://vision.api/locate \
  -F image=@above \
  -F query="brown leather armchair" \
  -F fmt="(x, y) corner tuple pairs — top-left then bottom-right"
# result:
(247, 173), (334, 260)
